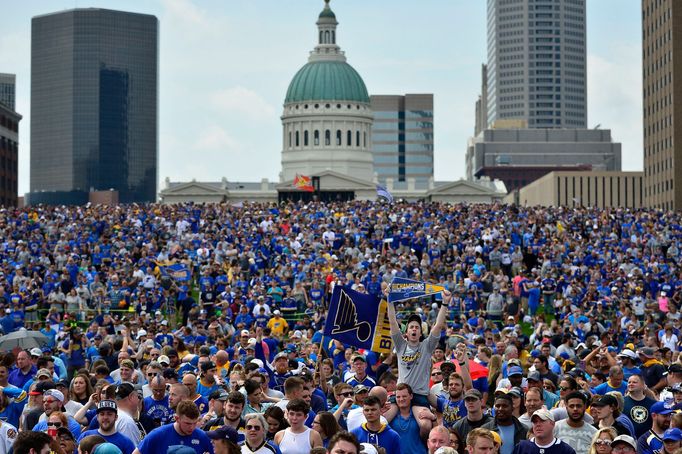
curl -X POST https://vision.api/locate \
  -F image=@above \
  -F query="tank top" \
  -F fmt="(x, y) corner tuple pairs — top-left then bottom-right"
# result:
(278, 427), (312, 454)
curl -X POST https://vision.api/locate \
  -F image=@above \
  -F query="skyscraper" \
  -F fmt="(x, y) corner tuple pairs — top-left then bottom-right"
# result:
(0, 74), (16, 111)
(642, 0), (681, 210)
(486, 0), (587, 129)
(370, 94), (434, 184)
(30, 8), (158, 205)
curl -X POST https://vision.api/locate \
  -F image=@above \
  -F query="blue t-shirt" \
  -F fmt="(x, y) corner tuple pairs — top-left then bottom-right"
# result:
(436, 396), (467, 429)
(499, 424), (516, 454)
(78, 430), (136, 454)
(142, 395), (172, 427)
(389, 412), (427, 454)
(34, 417), (82, 439)
(138, 423), (214, 454)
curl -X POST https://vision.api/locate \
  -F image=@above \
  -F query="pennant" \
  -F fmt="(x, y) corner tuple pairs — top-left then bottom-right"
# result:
(376, 184), (394, 203)
(388, 277), (445, 303)
(323, 286), (393, 354)
(293, 174), (314, 192)
(556, 221), (565, 234)
(157, 262), (192, 282)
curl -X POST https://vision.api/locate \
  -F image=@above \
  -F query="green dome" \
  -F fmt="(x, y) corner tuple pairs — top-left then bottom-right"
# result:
(319, 8), (336, 19)
(285, 61), (370, 104)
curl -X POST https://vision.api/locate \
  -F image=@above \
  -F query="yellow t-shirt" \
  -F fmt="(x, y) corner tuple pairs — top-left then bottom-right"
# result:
(267, 317), (287, 336)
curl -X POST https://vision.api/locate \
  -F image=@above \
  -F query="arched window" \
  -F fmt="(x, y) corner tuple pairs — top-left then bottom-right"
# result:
(295, 131), (300, 147)
(356, 131), (360, 147)
(304, 130), (309, 146)
(347, 130), (352, 146)
(364, 132), (367, 147)
(336, 130), (342, 146)
(332, 30), (335, 44)
(314, 130), (320, 146)
(325, 30), (330, 43)
(288, 132), (292, 148)
(319, 31), (323, 44)
(325, 130), (331, 146)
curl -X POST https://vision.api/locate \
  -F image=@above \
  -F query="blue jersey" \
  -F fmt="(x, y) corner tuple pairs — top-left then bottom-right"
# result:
(351, 423), (402, 454)
(138, 423), (214, 454)
(637, 429), (663, 454)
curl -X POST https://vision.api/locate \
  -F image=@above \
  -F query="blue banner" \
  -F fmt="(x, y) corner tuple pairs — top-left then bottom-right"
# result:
(388, 277), (444, 303)
(323, 286), (392, 354)
(159, 263), (192, 282)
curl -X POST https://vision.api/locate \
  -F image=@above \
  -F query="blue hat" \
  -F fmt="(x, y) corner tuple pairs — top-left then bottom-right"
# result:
(206, 426), (239, 443)
(651, 401), (674, 415)
(664, 428), (682, 441)
(92, 443), (123, 454)
(508, 366), (524, 376)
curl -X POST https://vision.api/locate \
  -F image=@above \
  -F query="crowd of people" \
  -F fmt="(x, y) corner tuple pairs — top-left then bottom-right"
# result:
(0, 201), (682, 454)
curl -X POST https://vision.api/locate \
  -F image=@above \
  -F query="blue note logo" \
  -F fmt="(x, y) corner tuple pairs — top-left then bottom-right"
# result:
(332, 289), (372, 342)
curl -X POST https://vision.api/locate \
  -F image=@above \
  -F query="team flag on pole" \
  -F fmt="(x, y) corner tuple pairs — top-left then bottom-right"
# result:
(293, 174), (314, 192)
(323, 286), (393, 354)
(376, 184), (394, 203)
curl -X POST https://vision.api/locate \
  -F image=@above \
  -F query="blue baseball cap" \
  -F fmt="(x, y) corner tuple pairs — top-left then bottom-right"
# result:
(664, 428), (682, 441)
(508, 366), (524, 376)
(651, 401), (674, 415)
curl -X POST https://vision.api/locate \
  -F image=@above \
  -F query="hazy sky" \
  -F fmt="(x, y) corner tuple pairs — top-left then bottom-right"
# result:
(1, 0), (642, 194)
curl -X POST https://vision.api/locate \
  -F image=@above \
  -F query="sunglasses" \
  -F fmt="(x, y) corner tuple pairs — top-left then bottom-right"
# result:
(245, 425), (262, 431)
(47, 422), (62, 427)
(431, 372), (443, 376)
(595, 440), (612, 446)
(558, 386), (570, 391)
(147, 373), (158, 377)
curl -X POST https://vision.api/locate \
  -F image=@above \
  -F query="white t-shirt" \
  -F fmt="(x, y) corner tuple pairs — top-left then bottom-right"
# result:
(345, 407), (388, 432)
(117, 409), (142, 446)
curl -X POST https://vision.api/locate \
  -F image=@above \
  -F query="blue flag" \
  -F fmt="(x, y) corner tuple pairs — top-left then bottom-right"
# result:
(376, 184), (394, 203)
(158, 263), (192, 282)
(388, 277), (445, 303)
(324, 286), (393, 354)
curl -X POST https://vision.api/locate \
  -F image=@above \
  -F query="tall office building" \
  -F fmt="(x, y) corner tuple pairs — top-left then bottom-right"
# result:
(0, 74), (16, 111)
(486, 0), (587, 129)
(29, 9), (158, 205)
(0, 100), (20, 207)
(642, 1), (681, 210)
(371, 94), (434, 184)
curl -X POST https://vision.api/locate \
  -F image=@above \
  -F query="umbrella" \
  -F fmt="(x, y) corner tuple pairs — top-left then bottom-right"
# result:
(0, 329), (49, 351)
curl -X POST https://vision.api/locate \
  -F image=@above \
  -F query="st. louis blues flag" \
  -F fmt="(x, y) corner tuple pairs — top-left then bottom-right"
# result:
(376, 184), (394, 203)
(158, 263), (192, 282)
(388, 277), (445, 303)
(324, 286), (393, 354)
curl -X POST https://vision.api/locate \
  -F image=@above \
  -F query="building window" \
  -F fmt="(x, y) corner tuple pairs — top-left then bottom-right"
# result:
(295, 131), (300, 147)
(336, 130), (342, 146)
(325, 30), (330, 43)
(356, 131), (360, 147)
(332, 30), (335, 44)
(288, 132), (292, 148)
(347, 130), (352, 146)
(304, 130), (309, 146)
(314, 130), (320, 146)
(363, 132), (367, 147)
(325, 130), (331, 146)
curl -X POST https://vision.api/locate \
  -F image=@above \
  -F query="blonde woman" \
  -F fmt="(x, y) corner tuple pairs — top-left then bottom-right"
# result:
(588, 427), (617, 454)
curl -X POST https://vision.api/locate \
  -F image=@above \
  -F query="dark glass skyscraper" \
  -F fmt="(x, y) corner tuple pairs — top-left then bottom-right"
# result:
(30, 8), (158, 204)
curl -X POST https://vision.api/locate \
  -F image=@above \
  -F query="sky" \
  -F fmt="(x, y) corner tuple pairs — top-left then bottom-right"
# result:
(1, 0), (643, 194)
